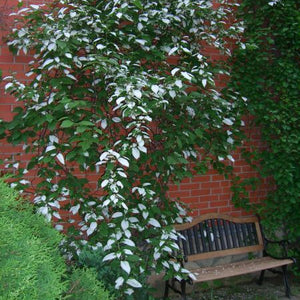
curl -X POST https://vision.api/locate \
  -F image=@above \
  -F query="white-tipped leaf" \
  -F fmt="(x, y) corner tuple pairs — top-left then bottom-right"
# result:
(151, 85), (159, 94)
(115, 276), (124, 289)
(121, 261), (131, 274)
(87, 222), (97, 236)
(103, 252), (116, 262)
(123, 238), (135, 247)
(70, 204), (80, 215)
(56, 153), (65, 165)
(101, 179), (109, 188)
(132, 148), (140, 159)
(121, 220), (129, 231)
(149, 218), (161, 228)
(112, 212), (123, 218)
(133, 90), (142, 99)
(118, 157), (129, 167)
(127, 279), (142, 288)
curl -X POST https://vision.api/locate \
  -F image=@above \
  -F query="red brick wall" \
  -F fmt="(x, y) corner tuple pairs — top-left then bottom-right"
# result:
(0, 0), (272, 218)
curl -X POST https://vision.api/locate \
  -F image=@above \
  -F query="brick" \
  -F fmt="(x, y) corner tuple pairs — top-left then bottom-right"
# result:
(220, 181), (231, 187)
(169, 190), (190, 199)
(211, 188), (223, 195)
(222, 187), (231, 194)
(190, 189), (211, 196)
(166, 55), (180, 65)
(189, 202), (209, 210)
(180, 178), (190, 184)
(209, 200), (228, 208)
(0, 104), (12, 120)
(180, 196), (201, 204)
(0, 46), (13, 56)
(229, 212), (242, 217)
(191, 175), (211, 183)
(0, 93), (16, 104)
(14, 55), (34, 64)
(190, 210), (200, 217)
(219, 194), (231, 201)
(201, 181), (221, 189)
(0, 55), (14, 63)
(219, 207), (234, 213)
(168, 184), (179, 192)
(180, 183), (200, 190)
(200, 208), (218, 215)
(211, 174), (225, 181)
(199, 195), (219, 202)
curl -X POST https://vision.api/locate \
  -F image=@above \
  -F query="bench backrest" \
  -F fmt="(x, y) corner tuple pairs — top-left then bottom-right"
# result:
(175, 213), (264, 261)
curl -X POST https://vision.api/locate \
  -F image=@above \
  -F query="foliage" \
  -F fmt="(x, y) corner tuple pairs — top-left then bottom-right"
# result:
(2, 0), (245, 297)
(78, 246), (124, 297)
(78, 246), (154, 299)
(230, 0), (300, 268)
(65, 267), (114, 300)
(0, 177), (114, 299)
(0, 178), (67, 299)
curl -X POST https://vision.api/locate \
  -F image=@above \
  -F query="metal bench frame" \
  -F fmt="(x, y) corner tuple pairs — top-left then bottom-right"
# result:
(164, 213), (296, 300)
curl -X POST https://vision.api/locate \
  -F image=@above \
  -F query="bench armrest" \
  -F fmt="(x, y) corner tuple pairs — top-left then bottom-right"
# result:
(263, 238), (296, 262)
(264, 238), (289, 245)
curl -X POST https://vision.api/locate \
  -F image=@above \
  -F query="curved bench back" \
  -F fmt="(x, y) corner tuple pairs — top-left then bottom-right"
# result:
(175, 213), (264, 261)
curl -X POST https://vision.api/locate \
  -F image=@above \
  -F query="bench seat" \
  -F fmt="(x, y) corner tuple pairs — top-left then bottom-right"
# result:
(192, 256), (294, 282)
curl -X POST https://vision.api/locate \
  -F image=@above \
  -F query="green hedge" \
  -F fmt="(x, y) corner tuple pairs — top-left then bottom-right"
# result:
(0, 178), (113, 299)
(0, 178), (67, 299)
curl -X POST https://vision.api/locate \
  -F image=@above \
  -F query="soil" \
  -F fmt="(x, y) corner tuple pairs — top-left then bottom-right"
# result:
(166, 273), (300, 300)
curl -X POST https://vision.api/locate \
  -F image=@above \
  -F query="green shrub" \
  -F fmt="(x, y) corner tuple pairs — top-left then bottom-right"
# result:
(0, 178), (67, 299)
(0, 178), (113, 299)
(66, 267), (113, 300)
(2, 1), (246, 296)
(78, 247), (151, 300)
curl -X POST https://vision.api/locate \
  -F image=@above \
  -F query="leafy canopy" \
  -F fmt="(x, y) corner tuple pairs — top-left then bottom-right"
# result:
(2, 0), (245, 297)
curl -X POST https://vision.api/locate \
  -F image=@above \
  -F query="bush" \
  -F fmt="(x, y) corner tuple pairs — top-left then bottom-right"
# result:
(0, 178), (67, 299)
(66, 267), (113, 300)
(78, 247), (152, 300)
(2, 1), (246, 296)
(0, 178), (113, 300)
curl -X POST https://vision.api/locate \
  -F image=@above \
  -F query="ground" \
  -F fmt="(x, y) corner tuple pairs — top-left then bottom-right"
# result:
(151, 271), (300, 299)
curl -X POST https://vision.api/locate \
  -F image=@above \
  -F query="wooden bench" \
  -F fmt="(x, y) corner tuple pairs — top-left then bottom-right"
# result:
(164, 213), (296, 300)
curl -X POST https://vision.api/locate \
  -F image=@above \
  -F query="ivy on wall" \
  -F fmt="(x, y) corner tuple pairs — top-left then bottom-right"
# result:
(230, 0), (300, 254)
(1, 0), (245, 297)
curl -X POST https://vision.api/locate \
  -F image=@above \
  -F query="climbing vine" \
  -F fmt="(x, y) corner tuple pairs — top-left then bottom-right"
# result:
(1, 0), (245, 297)
(230, 0), (300, 262)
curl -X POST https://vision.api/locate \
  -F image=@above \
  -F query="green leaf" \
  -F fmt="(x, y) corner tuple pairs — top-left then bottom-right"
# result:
(133, 0), (143, 9)
(60, 120), (74, 128)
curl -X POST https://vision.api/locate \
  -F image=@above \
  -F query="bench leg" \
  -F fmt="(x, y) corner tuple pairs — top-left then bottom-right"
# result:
(257, 270), (265, 285)
(181, 280), (187, 300)
(282, 265), (291, 298)
(164, 280), (169, 299)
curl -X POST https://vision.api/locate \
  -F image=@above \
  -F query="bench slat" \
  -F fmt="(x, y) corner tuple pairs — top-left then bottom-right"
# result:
(192, 256), (294, 282)
(187, 244), (264, 261)
(223, 220), (232, 249)
(193, 226), (201, 253)
(212, 219), (220, 251)
(217, 219), (226, 250)
(199, 223), (208, 252)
